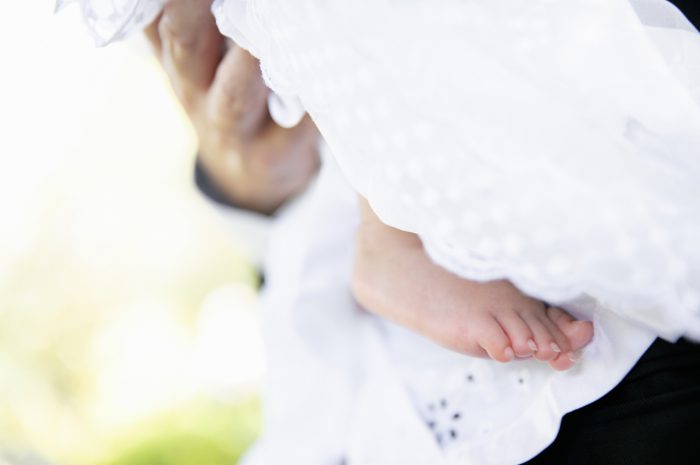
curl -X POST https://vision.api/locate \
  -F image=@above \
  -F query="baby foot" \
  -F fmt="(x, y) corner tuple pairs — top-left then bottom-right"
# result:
(353, 196), (593, 369)
(486, 301), (594, 367)
(438, 280), (592, 366)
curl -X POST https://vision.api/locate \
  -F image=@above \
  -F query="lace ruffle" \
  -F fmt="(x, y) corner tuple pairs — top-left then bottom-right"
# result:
(56, 0), (164, 46)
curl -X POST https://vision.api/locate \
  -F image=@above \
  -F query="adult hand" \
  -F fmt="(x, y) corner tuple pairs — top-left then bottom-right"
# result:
(144, 0), (320, 214)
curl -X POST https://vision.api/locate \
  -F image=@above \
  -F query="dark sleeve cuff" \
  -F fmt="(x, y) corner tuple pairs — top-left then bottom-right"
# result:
(193, 156), (242, 209)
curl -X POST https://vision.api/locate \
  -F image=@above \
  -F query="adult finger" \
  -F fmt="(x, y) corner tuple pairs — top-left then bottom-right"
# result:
(207, 45), (270, 138)
(159, 0), (223, 94)
(143, 12), (163, 55)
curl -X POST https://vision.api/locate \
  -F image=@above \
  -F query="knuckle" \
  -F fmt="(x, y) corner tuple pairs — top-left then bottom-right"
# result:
(158, 14), (200, 53)
(175, 87), (199, 114)
(217, 86), (247, 120)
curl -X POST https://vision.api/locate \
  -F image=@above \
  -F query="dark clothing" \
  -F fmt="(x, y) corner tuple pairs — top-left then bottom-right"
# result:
(668, 0), (698, 29)
(523, 338), (700, 464)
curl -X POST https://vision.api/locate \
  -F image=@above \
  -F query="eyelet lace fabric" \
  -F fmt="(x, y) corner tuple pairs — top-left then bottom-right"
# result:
(212, 0), (700, 342)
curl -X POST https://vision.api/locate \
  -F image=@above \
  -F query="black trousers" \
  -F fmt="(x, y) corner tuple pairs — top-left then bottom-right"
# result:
(522, 338), (700, 465)
(668, 1), (699, 31)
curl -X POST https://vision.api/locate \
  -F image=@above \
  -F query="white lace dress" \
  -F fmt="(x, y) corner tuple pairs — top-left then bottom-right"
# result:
(65, 1), (700, 463)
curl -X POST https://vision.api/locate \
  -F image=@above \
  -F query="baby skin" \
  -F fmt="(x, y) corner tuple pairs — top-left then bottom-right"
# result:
(353, 198), (594, 371)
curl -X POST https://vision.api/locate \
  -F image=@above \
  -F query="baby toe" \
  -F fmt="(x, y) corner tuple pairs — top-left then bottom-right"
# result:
(539, 313), (572, 355)
(548, 351), (579, 371)
(497, 313), (534, 358)
(547, 306), (594, 352)
(522, 315), (559, 361)
(567, 320), (594, 351)
(477, 317), (515, 363)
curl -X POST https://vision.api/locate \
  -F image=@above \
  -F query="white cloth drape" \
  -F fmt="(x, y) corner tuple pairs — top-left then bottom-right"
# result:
(64, 1), (700, 463)
(213, 0), (700, 342)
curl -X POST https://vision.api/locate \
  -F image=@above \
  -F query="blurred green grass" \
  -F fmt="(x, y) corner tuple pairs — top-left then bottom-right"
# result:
(96, 398), (260, 465)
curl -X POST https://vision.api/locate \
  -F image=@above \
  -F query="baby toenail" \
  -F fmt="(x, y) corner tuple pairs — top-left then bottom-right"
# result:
(550, 343), (561, 353)
(527, 339), (538, 352)
(567, 352), (578, 362)
(504, 347), (515, 361)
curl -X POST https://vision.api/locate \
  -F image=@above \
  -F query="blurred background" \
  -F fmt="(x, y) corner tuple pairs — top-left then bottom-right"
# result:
(0, 2), (264, 464)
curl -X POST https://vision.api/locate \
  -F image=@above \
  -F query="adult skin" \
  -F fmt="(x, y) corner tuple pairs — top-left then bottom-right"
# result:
(144, 0), (320, 214)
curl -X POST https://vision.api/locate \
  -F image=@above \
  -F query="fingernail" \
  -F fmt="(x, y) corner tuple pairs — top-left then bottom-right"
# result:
(504, 347), (515, 361)
(568, 351), (580, 363)
(550, 342), (561, 353)
(527, 339), (538, 352)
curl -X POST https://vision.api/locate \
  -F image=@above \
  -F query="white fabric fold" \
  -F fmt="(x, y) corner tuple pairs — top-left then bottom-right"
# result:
(212, 0), (700, 342)
(56, 0), (164, 46)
